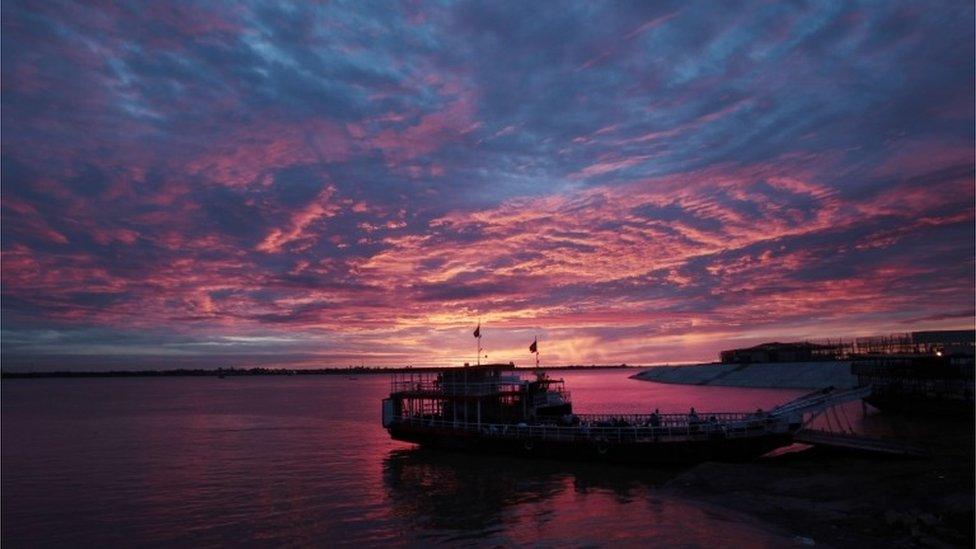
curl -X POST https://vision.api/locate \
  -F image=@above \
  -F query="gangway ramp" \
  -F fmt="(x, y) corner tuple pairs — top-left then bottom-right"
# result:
(769, 385), (871, 422)
(795, 429), (930, 457)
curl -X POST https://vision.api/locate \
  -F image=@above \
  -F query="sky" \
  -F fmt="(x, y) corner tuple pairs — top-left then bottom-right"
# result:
(2, 1), (974, 370)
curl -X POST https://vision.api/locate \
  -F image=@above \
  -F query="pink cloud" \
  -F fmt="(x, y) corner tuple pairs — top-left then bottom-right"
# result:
(570, 154), (653, 179)
(366, 91), (478, 167)
(186, 118), (353, 187)
(257, 186), (342, 253)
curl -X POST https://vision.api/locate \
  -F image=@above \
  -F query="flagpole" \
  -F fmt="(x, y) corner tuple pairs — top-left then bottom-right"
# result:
(535, 335), (539, 369)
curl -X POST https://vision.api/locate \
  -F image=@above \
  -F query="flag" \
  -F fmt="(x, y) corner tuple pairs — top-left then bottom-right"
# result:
(529, 338), (537, 353)
(473, 323), (480, 338)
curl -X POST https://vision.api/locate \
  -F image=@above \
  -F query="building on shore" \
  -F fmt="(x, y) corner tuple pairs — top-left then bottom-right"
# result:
(715, 330), (975, 413)
(719, 341), (850, 364)
(849, 330), (975, 414)
(720, 330), (975, 364)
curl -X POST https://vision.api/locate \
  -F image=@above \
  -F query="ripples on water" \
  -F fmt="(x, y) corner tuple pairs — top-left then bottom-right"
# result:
(3, 370), (816, 546)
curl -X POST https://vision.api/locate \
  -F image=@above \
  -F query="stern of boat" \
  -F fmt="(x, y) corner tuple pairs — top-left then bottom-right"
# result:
(382, 398), (394, 428)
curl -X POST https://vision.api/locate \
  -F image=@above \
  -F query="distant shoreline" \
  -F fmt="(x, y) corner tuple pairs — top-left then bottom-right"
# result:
(0, 364), (641, 379)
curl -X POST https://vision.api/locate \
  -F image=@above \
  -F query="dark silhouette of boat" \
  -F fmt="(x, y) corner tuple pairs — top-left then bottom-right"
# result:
(382, 363), (867, 464)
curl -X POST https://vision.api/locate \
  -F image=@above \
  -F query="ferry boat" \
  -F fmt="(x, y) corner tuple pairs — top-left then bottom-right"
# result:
(382, 363), (867, 464)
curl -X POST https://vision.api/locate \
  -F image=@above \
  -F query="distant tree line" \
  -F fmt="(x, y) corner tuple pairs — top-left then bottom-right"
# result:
(1, 364), (636, 379)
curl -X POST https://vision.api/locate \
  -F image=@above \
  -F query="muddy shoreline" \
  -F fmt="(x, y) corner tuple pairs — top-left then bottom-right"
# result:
(662, 424), (975, 547)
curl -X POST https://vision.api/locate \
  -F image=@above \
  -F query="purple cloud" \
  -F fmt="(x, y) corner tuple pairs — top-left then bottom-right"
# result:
(2, 1), (973, 369)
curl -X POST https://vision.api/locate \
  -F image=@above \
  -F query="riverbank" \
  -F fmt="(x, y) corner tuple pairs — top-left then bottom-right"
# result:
(664, 422), (975, 547)
(632, 361), (857, 389)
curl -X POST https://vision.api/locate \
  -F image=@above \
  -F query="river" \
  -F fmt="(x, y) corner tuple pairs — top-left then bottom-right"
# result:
(3, 369), (812, 547)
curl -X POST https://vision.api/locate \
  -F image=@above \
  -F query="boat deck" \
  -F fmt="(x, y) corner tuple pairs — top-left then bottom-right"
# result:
(388, 412), (792, 445)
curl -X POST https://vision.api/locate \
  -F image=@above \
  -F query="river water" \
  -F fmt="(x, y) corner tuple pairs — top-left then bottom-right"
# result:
(3, 369), (815, 547)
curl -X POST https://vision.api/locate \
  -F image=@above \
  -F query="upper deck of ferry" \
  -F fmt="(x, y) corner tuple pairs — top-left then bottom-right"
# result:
(389, 364), (569, 400)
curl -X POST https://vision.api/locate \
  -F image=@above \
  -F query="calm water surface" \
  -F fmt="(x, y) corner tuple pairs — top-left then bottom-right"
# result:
(4, 369), (815, 547)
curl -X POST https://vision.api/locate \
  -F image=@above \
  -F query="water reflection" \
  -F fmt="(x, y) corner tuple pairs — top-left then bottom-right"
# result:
(381, 447), (792, 547)
(2, 374), (814, 547)
(384, 448), (563, 533)
(383, 447), (682, 521)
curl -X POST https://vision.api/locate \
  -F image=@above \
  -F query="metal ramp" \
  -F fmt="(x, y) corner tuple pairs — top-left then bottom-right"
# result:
(795, 429), (930, 457)
(768, 385), (872, 422)
(771, 385), (930, 457)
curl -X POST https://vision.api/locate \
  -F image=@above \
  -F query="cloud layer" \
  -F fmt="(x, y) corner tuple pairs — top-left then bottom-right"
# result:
(2, 1), (973, 368)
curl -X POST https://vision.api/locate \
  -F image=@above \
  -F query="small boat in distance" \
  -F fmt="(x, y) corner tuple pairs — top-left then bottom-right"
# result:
(382, 363), (868, 464)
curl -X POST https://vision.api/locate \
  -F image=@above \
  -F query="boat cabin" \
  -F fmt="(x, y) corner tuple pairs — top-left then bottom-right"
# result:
(382, 364), (571, 428)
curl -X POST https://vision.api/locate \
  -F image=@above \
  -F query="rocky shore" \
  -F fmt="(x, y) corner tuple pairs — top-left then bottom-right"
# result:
(663, 422), (975, 547)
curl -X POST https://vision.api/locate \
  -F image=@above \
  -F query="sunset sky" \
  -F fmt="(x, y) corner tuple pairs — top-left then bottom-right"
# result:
(2, 1), (974, 369)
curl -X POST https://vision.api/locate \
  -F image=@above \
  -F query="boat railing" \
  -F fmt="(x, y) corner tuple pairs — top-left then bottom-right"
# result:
(575, 412), (751, 427)
(391, 379), (523, 395)
(389, 413), (789, 443)
(391, 375), (570, 399)
(532, 392), (571, 406)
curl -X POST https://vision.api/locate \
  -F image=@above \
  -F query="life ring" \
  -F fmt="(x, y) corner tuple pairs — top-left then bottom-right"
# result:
(523, 440), (534, 451)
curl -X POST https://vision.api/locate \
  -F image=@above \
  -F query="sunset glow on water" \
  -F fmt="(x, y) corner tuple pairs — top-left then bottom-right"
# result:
(2, 371), (805, 546)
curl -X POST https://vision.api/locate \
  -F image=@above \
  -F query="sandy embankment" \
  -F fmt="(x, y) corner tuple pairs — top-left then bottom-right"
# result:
(633, 361), (857, 389)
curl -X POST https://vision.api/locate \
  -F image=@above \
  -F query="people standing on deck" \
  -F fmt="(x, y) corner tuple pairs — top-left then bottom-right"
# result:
(649, 409), (661, 427)
(688, 407), (700, 424)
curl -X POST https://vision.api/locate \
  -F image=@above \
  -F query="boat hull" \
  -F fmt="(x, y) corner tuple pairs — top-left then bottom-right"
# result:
(388, 424), (794, 464)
